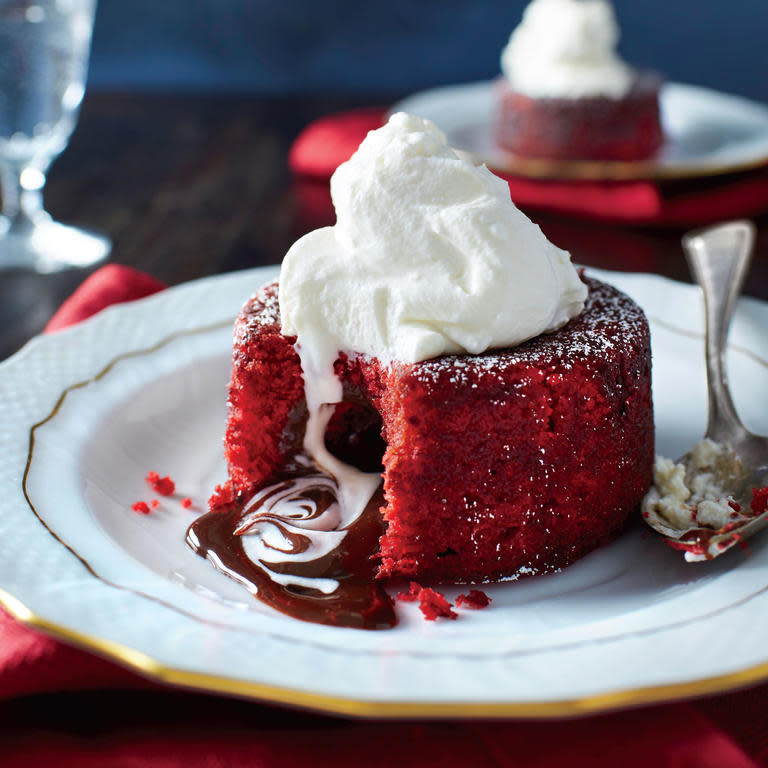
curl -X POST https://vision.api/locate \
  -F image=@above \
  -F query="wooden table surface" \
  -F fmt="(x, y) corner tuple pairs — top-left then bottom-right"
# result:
(1, 90), (768, 361)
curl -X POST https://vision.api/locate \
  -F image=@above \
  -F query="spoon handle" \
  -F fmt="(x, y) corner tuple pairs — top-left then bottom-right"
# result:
(682, 220), (755, 444)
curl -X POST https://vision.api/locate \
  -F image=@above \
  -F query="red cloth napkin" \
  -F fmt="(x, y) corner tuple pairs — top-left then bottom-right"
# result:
(44, 263), (167, 333)
(3, 264), (768, 766)
(1, 264), (168, 702)
(289, 108), (768, 226)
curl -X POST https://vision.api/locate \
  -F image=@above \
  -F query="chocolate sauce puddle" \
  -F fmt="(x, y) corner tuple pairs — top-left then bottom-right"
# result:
(187, 459), (395, 630)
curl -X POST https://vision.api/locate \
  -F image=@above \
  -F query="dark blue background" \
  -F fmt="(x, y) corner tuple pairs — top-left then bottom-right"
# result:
(88, 0), (768, 103)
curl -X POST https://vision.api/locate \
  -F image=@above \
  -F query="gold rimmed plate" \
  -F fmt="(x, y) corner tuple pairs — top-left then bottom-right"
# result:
(392, 81), (768, 181)
(1, 266), (768, 718)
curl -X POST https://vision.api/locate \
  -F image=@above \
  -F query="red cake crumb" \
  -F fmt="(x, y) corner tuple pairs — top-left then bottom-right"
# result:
(146, 471), (175, 496)
(131, 501), (151, 515)
(396, 582), (423, 603)
(208, 482), (237, 509)
(456, 590), (492, 610)
(417, 587), (457, 621)
(181, 497), (193, 509)
(150, 499), (160, 509)
(666, 539), (706, 557)
(739, 538), (751, 553)
(396, 582), (458, 620)
(751, 487), (768, 516)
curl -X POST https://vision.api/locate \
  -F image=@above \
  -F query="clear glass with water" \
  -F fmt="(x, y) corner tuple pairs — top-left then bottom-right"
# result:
(0, 0), (109, 272)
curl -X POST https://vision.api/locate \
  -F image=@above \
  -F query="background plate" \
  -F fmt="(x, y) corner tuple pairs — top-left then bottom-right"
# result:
(1, 266), (768, 718)
(392, 81), (768, 181)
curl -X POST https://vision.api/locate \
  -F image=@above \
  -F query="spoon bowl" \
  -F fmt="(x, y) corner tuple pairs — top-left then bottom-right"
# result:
(643, 220), (768, 560)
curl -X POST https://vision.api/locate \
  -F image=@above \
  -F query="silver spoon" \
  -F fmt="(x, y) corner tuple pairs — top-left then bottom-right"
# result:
(643, 220), (768, 560)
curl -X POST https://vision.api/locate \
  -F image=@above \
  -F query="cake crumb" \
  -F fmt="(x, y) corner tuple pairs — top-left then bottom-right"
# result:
(150, 499), (160, 509)
(396, 582), (423, 603)
(643, 439), (746, 530)
(752, 487), (768, 515)
(396, 582), (458, 620)
(146, 470), (175, 496)
(131, 501), (151, 515)
(209, 482), (237, 509)
(456, 590), (492, 609)
(418, 588), (458, 621)
(181, 497), (193, 509)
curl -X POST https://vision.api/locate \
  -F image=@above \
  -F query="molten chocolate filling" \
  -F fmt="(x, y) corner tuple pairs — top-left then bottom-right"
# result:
(187, 458), (395, 630)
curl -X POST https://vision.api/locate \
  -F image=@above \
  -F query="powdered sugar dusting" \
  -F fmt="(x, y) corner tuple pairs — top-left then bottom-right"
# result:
(238, 277), (646, 399)
(236, 283), (285, 342)
(401, 277), (645, 388)
(241, 277), (643, 372)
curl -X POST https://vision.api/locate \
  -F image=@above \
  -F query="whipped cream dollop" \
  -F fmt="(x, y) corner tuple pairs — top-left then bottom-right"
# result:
(500, 0), (634, 99)
(280, 111), (587, 413)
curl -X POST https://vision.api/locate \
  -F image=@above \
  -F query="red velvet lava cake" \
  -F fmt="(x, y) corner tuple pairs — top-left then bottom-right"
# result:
(218, 275), (653, 584)
(496, 74), (664, 163)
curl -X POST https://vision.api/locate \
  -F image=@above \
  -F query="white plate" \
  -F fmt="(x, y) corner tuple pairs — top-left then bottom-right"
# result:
(2, 266), (768, 718)
(392, 81), (768, 180)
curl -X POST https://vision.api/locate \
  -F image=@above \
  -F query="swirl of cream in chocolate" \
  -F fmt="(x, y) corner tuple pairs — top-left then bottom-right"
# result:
(187, 457), (396, 630)
(235, 459), (347, 594)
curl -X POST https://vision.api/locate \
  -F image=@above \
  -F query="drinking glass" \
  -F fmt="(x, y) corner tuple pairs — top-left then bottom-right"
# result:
(0, 0), (109, 273)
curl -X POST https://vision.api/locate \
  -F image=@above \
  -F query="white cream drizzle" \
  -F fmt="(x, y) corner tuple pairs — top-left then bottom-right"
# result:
(236, 348), (381, 594)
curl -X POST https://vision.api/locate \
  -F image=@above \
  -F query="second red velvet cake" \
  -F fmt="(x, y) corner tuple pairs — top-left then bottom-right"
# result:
(222, 275), (653, 583)
(496, 75), (663, 163)
(496, 0), (664, 164)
